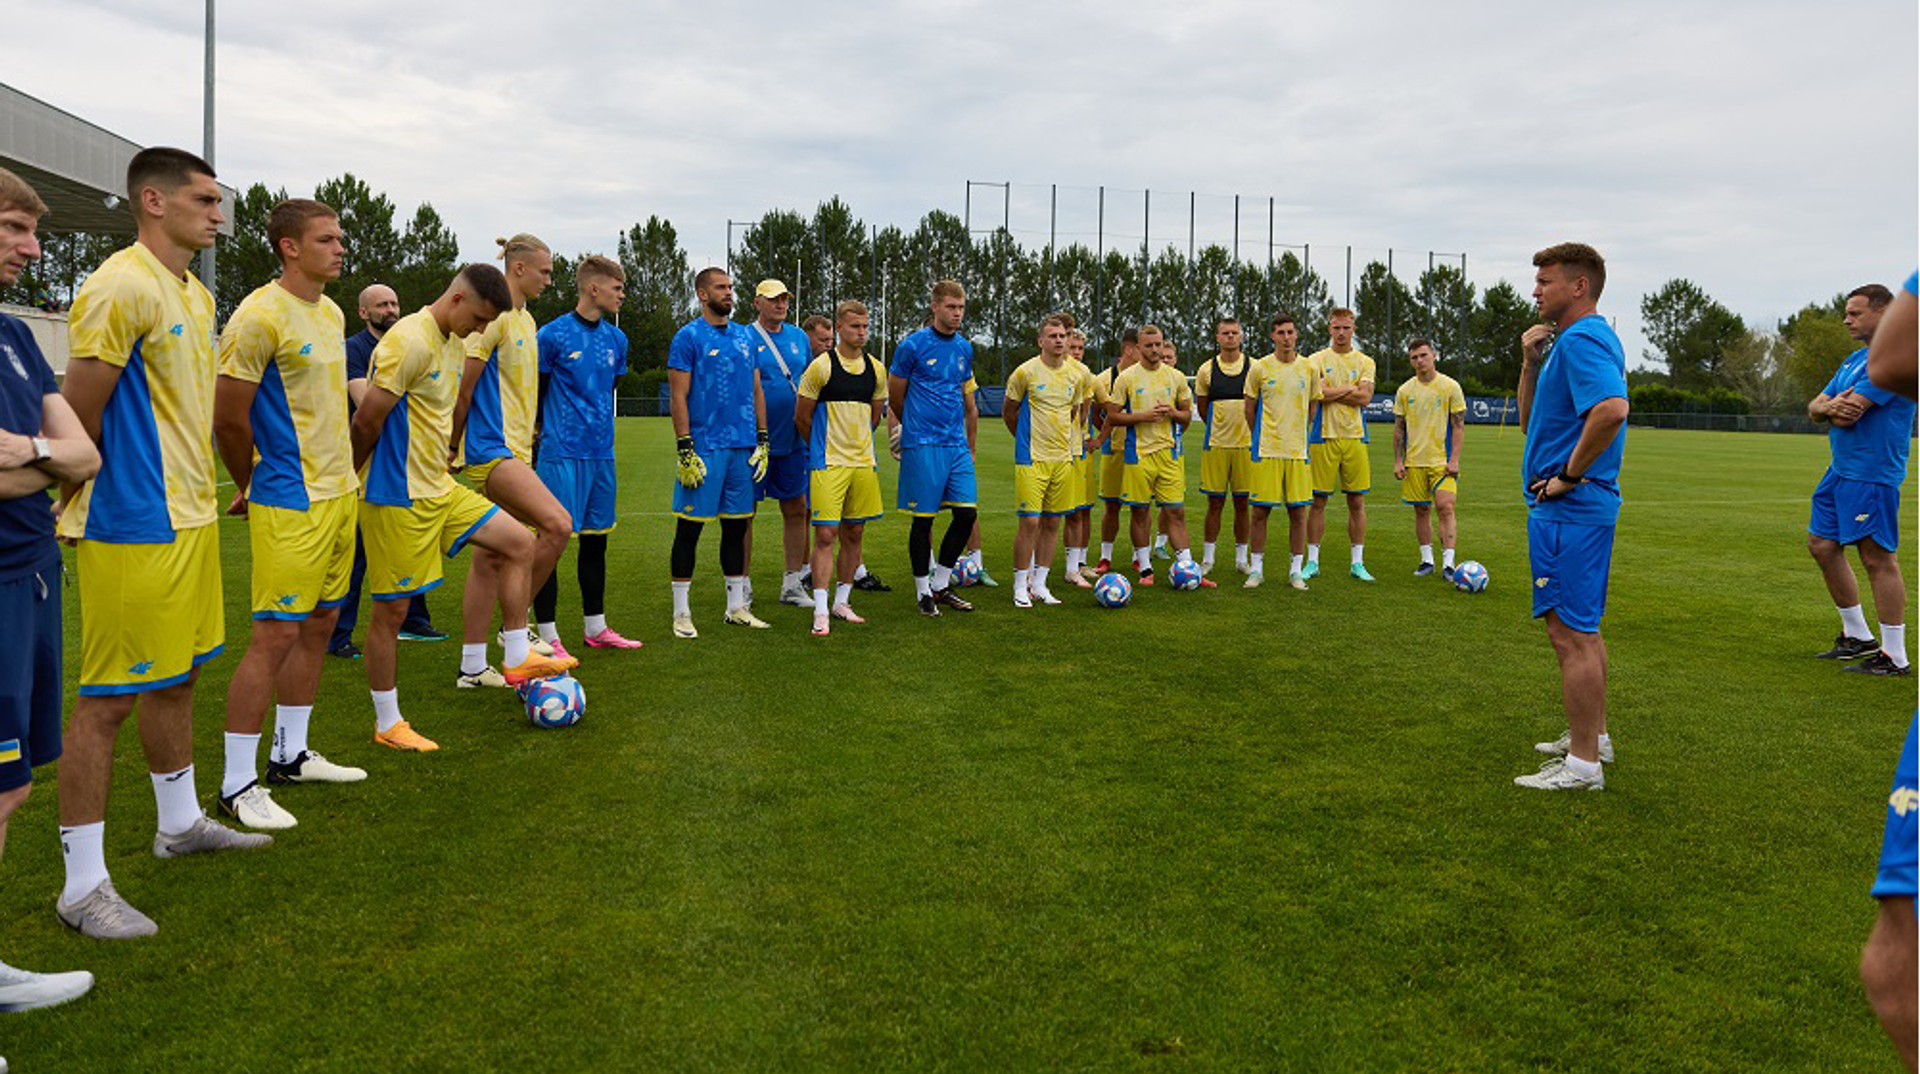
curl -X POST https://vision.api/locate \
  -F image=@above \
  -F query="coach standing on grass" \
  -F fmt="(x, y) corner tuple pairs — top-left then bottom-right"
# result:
(1513, 243), (1628, 793)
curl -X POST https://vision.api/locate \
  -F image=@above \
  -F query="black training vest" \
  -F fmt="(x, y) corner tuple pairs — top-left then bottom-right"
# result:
(1206, 356), (1248, 423)
(820, 352), (877, 405)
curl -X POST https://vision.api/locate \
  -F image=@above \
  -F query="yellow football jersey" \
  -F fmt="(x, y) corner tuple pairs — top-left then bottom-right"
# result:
(1307, 347), (1376, 441)
(1245, 353), (1323, 461)
(1005, 355), (1090, 465)
(59, 242), (218, 542)
(218, 282), (354, 509)
(797, 349), (887, 469)
(1109, 361), (1192, 460)
(363, 308), (465, 506)
(1394, 372), (1467, 468)
(1195, 353), (1253, 449)
(462, 307), (540, 465)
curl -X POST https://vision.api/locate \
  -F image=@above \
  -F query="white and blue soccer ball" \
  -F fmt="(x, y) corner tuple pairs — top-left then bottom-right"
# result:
(952, 557), (983, 587)
(1169, 559), (1204, 591)
(1453, 560), (1490, 593)
(1093, 572), (1133, 608)
(523, 674), (585, 728)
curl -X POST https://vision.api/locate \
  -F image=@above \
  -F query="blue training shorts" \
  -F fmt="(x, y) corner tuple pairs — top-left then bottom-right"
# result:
(1809, 469), (1900, 553)
(1873, 714), (1918, 900)
(672, 447), (757, 521)
(538, 456), (619, 534)
(756, 450), (809, 503)
(897, 444), (977, 516)
(0, 561), (64, 793)
(1528, 515), (1615, 634)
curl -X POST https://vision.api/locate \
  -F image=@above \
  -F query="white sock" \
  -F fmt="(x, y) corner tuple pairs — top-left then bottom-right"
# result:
(1307, 543), (1320, 564)
(1420, 544), (1434, 565)
(460, 642), (488, 676)
(372, 688), (402, 734)
(271, 704), (311, 764)
(1065, 548), (1081, 573)
(725, 576), (748, 612)
(914, 575), (932, 598)
(1565, 754), (1603, 778)
(1290, 553), (1304, 574)
(783, 569), (803, 591)
(813, 588), (829, 616)
(1014, 568), (1031, 597)
(1235, 542), (1249, 566)
(1134, 548), (1151, 570)
(582, 614), (607, 637)
(1881, 623), (1908, 667)
(59, 822), (108, 905)
(672, 580), (692, 618)
(1100, 541), (1114, 562)
(1443, 547), (1456, 569)
(503, 631), (530, 668)
(1033, 565), (1050, 592)
(537, 621), (561, 643)
(151, 766), (201, 835)
(1351, 543), (1364, 566)
(835, 582), (853, 606)
(1839, 604), (1874, 641)
(854, 563), (870, 581)
(221, 733), (259, 798)
(1251, 552), (1264, 572)
(1202, 541), (1216, 565)
(1175, 548), (1194, 566)
(932, 564), (953, 590)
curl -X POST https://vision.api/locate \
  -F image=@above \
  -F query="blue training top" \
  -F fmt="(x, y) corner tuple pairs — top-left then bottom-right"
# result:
(1823, 347), (1914, 487)
(667, 317), (758, 451)
(537, 312), (628, 461)
(1522, 314), (1628, 527)
(890, 326), (975, 449)
(1872, 714), (1918, 900)
(0, 315), (60, 583)
(747, 322), (808, 457)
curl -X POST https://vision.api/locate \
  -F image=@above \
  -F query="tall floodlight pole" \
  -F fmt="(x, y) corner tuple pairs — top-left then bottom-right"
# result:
(1048, 183), (1057, 308)
(1095, 186), (1105, 358)
(1141, 189), (1150, 321)
(1000, 180), (1010, 381)
(1232, 194), (1240, 317)
(200, 0), (216, 295)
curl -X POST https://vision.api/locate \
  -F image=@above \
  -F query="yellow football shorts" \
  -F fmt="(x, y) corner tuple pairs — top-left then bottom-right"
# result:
(1100, 451), (1127, 502)
(1122, 450), (1186, 507)
(1015, 460), (1078, 517)
(360, 485), (499, 601)
(1078, 453), (1098, 509)
(1311, 438), (1371, 495)
(1200, 445), (1253, 497)
(809, 466), (883, 527)
(1401, 465), (1459, 505)
(1251, 457), (1315, 507)
(77, 522), (224, 696)
(250, 493), (356, 620)
(463, 457), (504, 491)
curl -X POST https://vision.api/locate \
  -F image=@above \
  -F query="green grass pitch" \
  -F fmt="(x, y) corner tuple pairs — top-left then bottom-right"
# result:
(3, 420), (1914, 1071)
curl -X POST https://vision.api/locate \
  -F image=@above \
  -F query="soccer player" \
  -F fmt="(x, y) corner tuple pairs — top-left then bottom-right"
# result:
(1003, 315), (1090, 607)
(1304, 308), (1376, 581)
(1195, 318), (1254, 575)
(211, 198), (369, 831)
(1392, 339), (1467, 579)
(1243, 312), (1320, 589)
(449, 235), (585, 687)
(1805, 284), (1912, 675)
(794, 300), (887, 635)
(1107, 326), (1205, 585)
(890, 279), (981, 616)
(55, 148), (270, 940)
(1061, 326), (1100, 587)
(353, 265), (575, 753)
(1514, 242), (1629, 792)
(0, 166), (98, 1002)
(530, 255), (642, 651)
(668, 268), (771, 637)
(798, 313), (888, 596)
(741, 280), (814, 608)
(331, 283), (442, 657)
(1094, 327), (1142, 573)
(1862, 715), (1917, 1070)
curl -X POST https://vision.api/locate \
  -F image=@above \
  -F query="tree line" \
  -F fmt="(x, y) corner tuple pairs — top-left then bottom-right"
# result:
(0, 174), (1870, 413)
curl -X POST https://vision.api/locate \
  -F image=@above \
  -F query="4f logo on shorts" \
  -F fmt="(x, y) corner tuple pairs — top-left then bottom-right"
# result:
(1535, 576), (1549, 588)
(1856, 513), (1872, 523)
(276, 593), (300, 608)
(1892, 787), (1920, 818)
(129, 660), (155, 674)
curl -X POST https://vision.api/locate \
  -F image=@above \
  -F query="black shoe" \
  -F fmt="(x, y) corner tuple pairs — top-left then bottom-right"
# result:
(398, 625), (448, 642)
(1845, 651), (1912, 676)
(1816, 634), (1879, 660)
(327, 641), (363, 659)
(932, 586), (974, 612)
(917, 593), (942, 618)
(853, 571), (891, 592)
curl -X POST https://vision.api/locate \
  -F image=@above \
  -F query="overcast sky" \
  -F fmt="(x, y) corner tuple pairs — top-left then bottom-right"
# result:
(9, 0), (1917, 367)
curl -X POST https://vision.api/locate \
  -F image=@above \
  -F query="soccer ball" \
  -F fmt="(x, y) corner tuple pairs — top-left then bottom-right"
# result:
(1453, 560), (1490, 593)
(952, 557), (983, 587)
(1168, 559), (1203, 591)
(1093, 572), (1132, 608)
(523, 674), (585, 728)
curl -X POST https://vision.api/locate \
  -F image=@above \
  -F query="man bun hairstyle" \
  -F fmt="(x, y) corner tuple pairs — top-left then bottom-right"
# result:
(496, 233), (550, 266)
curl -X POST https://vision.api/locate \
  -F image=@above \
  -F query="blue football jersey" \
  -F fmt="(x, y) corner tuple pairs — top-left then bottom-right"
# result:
(667, 318), (758, 451)
(536, 313), (628, 461)
(1822, 348), (1913, 486)
(747, 322), (808, 457)
(1522, 315), (1627, 526)
(890, 327), (976, 449)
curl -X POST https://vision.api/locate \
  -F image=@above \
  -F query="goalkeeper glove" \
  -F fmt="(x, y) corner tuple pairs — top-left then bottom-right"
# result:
(888, 422), (903, 456)
(675, 436), (707, 488)
(748, 429), (770, 482)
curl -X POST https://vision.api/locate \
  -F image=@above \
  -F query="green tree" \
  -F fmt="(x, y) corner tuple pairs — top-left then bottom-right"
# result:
(315, 173), (403, 329)
(1777, 299), (1856, 403)
(1465, 280), (1538, 391)
(1353, 260), (1418, 368)
(394, 203), (460, 311)
(731, 209), (810, 317)
(213, 182), (286, 323)
(1639, 278), (1747, 390)
(618, 215), (691, 369)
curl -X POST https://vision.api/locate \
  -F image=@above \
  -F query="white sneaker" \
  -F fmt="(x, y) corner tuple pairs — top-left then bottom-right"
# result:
(1244, 570), (1263, 589)
(153, 814), (274, 858)
(1535, 731), (1615, 764)
(1236, 560), (1251, 575)
(723, 607), (771, 629)
(1032, 587), (1062, 606)
(55, 880), (157, 940)
(673, 614), (698, 639)
(1288, 571), (1309, 591)
(0, 961), (94, 1012)
(1514, 757), (1604, 791)
(499, 629), (554, 658)
(811, 614), (830, 637)
(1013, 590), (1033, 609)
(1199, 560), (1215, 577)
(217, 782), (298, 830)
(455, 667), (508, 688)
(779, 584), (812, 608)
(266, 749), (368, 785)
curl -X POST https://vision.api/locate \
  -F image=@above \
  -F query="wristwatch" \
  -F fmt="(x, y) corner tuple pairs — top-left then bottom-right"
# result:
(30, 437), (51, 463)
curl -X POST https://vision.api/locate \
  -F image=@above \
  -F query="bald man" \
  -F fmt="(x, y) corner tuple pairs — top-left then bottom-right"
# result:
(331, 283), (442, 657)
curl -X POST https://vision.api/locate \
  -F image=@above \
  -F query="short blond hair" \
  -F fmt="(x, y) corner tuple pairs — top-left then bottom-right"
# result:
(1328, 307), (1355, 322)
(931, 279), (966, 304)
(0, 168), (48, 218)
(577, 255), (625, 285)
(835, 299), (868, 322)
